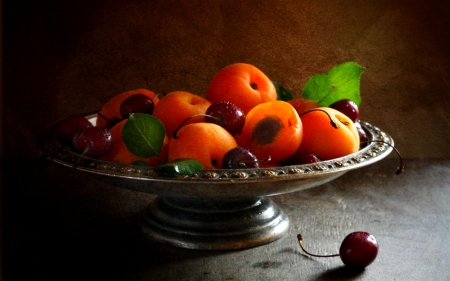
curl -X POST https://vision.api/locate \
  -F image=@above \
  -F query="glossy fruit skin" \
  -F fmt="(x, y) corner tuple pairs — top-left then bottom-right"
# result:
(287, 150), (322, 165)
(329, 99), (359, 123)
(339, 232), (379, 268)
(72, 126), (114, 159)
(57, 115), (93, 145)
(205, 101), (245, 136)
(152, 91), (211, 138)
(237, 101), (302, 163)
(355, 121), (368, 147)
(222, 147), (259, 169)
(120, 94), (155, 119)
(97, 89), (159, 128)
(297, 107), (359, 161)
(168, 123), (238, 169)
(206, 63), (277, 114)
(288, 98), (320, 115)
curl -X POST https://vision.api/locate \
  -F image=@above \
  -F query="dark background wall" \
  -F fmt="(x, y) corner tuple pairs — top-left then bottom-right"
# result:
(3, 0), (450, 160)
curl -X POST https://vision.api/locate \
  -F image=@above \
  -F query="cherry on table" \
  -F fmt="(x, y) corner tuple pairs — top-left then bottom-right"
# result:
(297, 231), (379, 269)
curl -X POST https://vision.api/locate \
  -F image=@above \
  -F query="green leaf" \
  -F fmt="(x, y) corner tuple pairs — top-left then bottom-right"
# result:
(122, 113), (166, 158)
(273, 81), (294, 101)
(155, 158), (204, 177)
(131, 160), (149, 166)
(302, 62), (365, 107)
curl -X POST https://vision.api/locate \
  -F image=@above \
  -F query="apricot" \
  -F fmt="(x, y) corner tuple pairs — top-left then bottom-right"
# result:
(236, 100), (303, 164)
(205, 63), (277, 114)
(101, 119), (169, 166)
(288, 97), (320, 115)
(97, 89), (159, 128)
(152, 91), (211, 138)
(297, 107), (360, 160)
(168, 123), (238, 169)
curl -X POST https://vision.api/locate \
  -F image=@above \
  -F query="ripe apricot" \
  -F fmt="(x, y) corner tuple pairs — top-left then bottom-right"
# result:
(101, 119), (169, 166)
(205, 63), (277, 114)
(288, 97), (320, 115)
(152, 91), (211, 138)
(236, 100), (303, 164)
(297, 107), (360, 160)
(168, 123), (238, 169)
(97, 89), (159, 128)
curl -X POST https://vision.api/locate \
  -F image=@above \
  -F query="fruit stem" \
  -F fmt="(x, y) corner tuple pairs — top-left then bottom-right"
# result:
(299, 109), (339, 129)
(362, 140), (405, 175)
(297, 234), (340, 258)
(172, 114), (221, 139)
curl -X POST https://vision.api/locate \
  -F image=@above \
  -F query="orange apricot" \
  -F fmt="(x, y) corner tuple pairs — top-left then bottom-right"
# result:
(152, 91), (211, 138)
(97, 89), (159, 128)
(288, 97), (320, 115)
(205, 63), (277, 114)
(101, 119), (169, 166)
(236, 100), (303, 163)
(168, 123), (238, 169)
(297, 107), (360, 160)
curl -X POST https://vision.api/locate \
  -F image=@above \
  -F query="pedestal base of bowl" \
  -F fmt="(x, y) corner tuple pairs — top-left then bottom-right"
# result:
(139, 196), (289, 250)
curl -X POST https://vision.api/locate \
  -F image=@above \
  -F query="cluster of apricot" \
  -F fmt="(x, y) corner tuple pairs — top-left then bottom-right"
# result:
(58, 63), (365, 171)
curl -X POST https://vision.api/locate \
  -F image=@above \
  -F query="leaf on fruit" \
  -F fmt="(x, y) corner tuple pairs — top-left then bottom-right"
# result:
(302, 62), (365, 106)
(273, 81), (293, 101)
(155, 158), (203, 177)
(122, 113), (166, 158)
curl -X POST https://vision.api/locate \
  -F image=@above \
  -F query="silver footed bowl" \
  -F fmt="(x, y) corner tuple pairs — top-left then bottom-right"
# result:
(38, 113), (395, 250)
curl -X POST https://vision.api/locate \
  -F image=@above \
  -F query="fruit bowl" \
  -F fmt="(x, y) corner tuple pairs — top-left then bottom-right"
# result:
(38, 113), (395, 250)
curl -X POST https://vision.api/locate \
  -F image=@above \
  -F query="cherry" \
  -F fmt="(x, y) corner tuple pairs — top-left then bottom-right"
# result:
(120, 94), (155, 119)
(222, 147), (260, 169)
(57, 115), (93, 145)
(297, 231), (379, 269)
(355, 121), (368, 148)
(205, 101), (246, 136)
(329, 99), (359, 122)
(287, 150), (322, 165)
(72, 126), (114, 159)
(172, 101), (246, 138)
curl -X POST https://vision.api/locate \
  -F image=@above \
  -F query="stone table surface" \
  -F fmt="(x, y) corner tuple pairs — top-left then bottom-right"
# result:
(3, 157), (450, 280)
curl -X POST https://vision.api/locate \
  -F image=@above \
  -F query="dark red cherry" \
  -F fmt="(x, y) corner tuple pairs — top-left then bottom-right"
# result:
(205, 101), (245, 136)
(297, 231), (379, 269)
(288, 150), (322, 165)
(120, 94), (155, 119)
(72, 127), (113, 159)
(339, 232), (379, 268)
(329, 99), (359, 122)
(222, 147), (259, 169)
(57, 115), (93, 145)
(354, 121), (368, 148)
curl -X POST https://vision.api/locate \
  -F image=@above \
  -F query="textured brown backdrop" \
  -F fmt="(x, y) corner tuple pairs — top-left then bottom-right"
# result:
(3, 0), (450, 159)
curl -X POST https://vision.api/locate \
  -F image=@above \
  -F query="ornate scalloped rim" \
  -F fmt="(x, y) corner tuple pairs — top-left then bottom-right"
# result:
(38, 120), (392, 181)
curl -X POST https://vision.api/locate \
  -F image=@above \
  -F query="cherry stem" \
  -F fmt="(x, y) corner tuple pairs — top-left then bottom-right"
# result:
(238, 156), (271, 167)
(172, 114), (221, 139)
(297, 234), (340, 258)
(97, 112), (109, 121)
(362, 140), (405, 175)
(299, 109), (339, 129)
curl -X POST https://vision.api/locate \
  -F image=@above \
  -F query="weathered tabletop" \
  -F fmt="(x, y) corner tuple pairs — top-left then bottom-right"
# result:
(4, 158), (450, 280)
